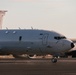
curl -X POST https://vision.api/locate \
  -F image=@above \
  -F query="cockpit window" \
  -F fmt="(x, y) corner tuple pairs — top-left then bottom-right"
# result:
(54, 36), (66, 40)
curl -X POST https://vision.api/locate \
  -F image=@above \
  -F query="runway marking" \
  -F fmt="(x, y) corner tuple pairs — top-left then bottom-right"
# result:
(0, 58), (76, 63)
(0, 58), (76, 75)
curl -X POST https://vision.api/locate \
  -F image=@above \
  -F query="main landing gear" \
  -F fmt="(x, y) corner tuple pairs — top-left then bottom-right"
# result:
(51, 58), (57, 63)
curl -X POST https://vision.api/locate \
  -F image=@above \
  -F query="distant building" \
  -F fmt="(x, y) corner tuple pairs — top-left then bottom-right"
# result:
(0, 10), (7, 29)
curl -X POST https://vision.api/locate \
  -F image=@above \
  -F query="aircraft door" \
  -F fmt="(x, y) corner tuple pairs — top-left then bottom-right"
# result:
(19, 36), (22, 41)
(42, 33), (49, 45)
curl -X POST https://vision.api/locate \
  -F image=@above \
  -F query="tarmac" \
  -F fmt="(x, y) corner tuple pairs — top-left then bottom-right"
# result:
(0, 58), (76, 75)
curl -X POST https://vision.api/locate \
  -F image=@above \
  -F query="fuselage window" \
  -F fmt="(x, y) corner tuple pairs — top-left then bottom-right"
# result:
(19, 36), (22, 41)
(5, 31), (9, 34)
(13, 31), (16, 34)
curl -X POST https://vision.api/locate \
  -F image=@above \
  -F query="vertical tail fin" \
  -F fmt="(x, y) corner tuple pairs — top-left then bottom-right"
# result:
(0, 10), (7, 29)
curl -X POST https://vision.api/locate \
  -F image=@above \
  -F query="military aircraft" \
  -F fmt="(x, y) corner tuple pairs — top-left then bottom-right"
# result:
(0, 29), (74, 63)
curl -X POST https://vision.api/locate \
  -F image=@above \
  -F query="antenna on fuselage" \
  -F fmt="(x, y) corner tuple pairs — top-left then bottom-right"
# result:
(31, 26), (33, 29)
(6, 27), (8, 30)
(18, 27), (21, 29)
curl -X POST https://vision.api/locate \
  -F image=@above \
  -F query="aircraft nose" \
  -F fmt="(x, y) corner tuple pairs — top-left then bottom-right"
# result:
(71, 43), (74, 48)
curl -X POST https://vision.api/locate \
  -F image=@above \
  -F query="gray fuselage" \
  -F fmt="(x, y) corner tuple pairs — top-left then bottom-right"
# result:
(0, 29), (73, 56)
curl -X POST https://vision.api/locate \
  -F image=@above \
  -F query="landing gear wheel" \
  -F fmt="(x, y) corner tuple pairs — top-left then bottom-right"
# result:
(51, 58), (57, 63)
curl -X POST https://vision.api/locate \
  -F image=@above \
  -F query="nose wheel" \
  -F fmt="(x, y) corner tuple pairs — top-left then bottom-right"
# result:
(51, 58), (57, 63)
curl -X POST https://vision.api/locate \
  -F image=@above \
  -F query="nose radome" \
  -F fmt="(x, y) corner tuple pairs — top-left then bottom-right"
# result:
(71, 43), (75, 48)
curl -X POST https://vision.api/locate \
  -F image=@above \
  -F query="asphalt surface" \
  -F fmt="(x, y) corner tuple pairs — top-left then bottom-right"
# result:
(0, 58), (76, 75)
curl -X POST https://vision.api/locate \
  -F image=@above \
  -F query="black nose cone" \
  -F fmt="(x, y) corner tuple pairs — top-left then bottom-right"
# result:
(71, 43), (74, 48)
